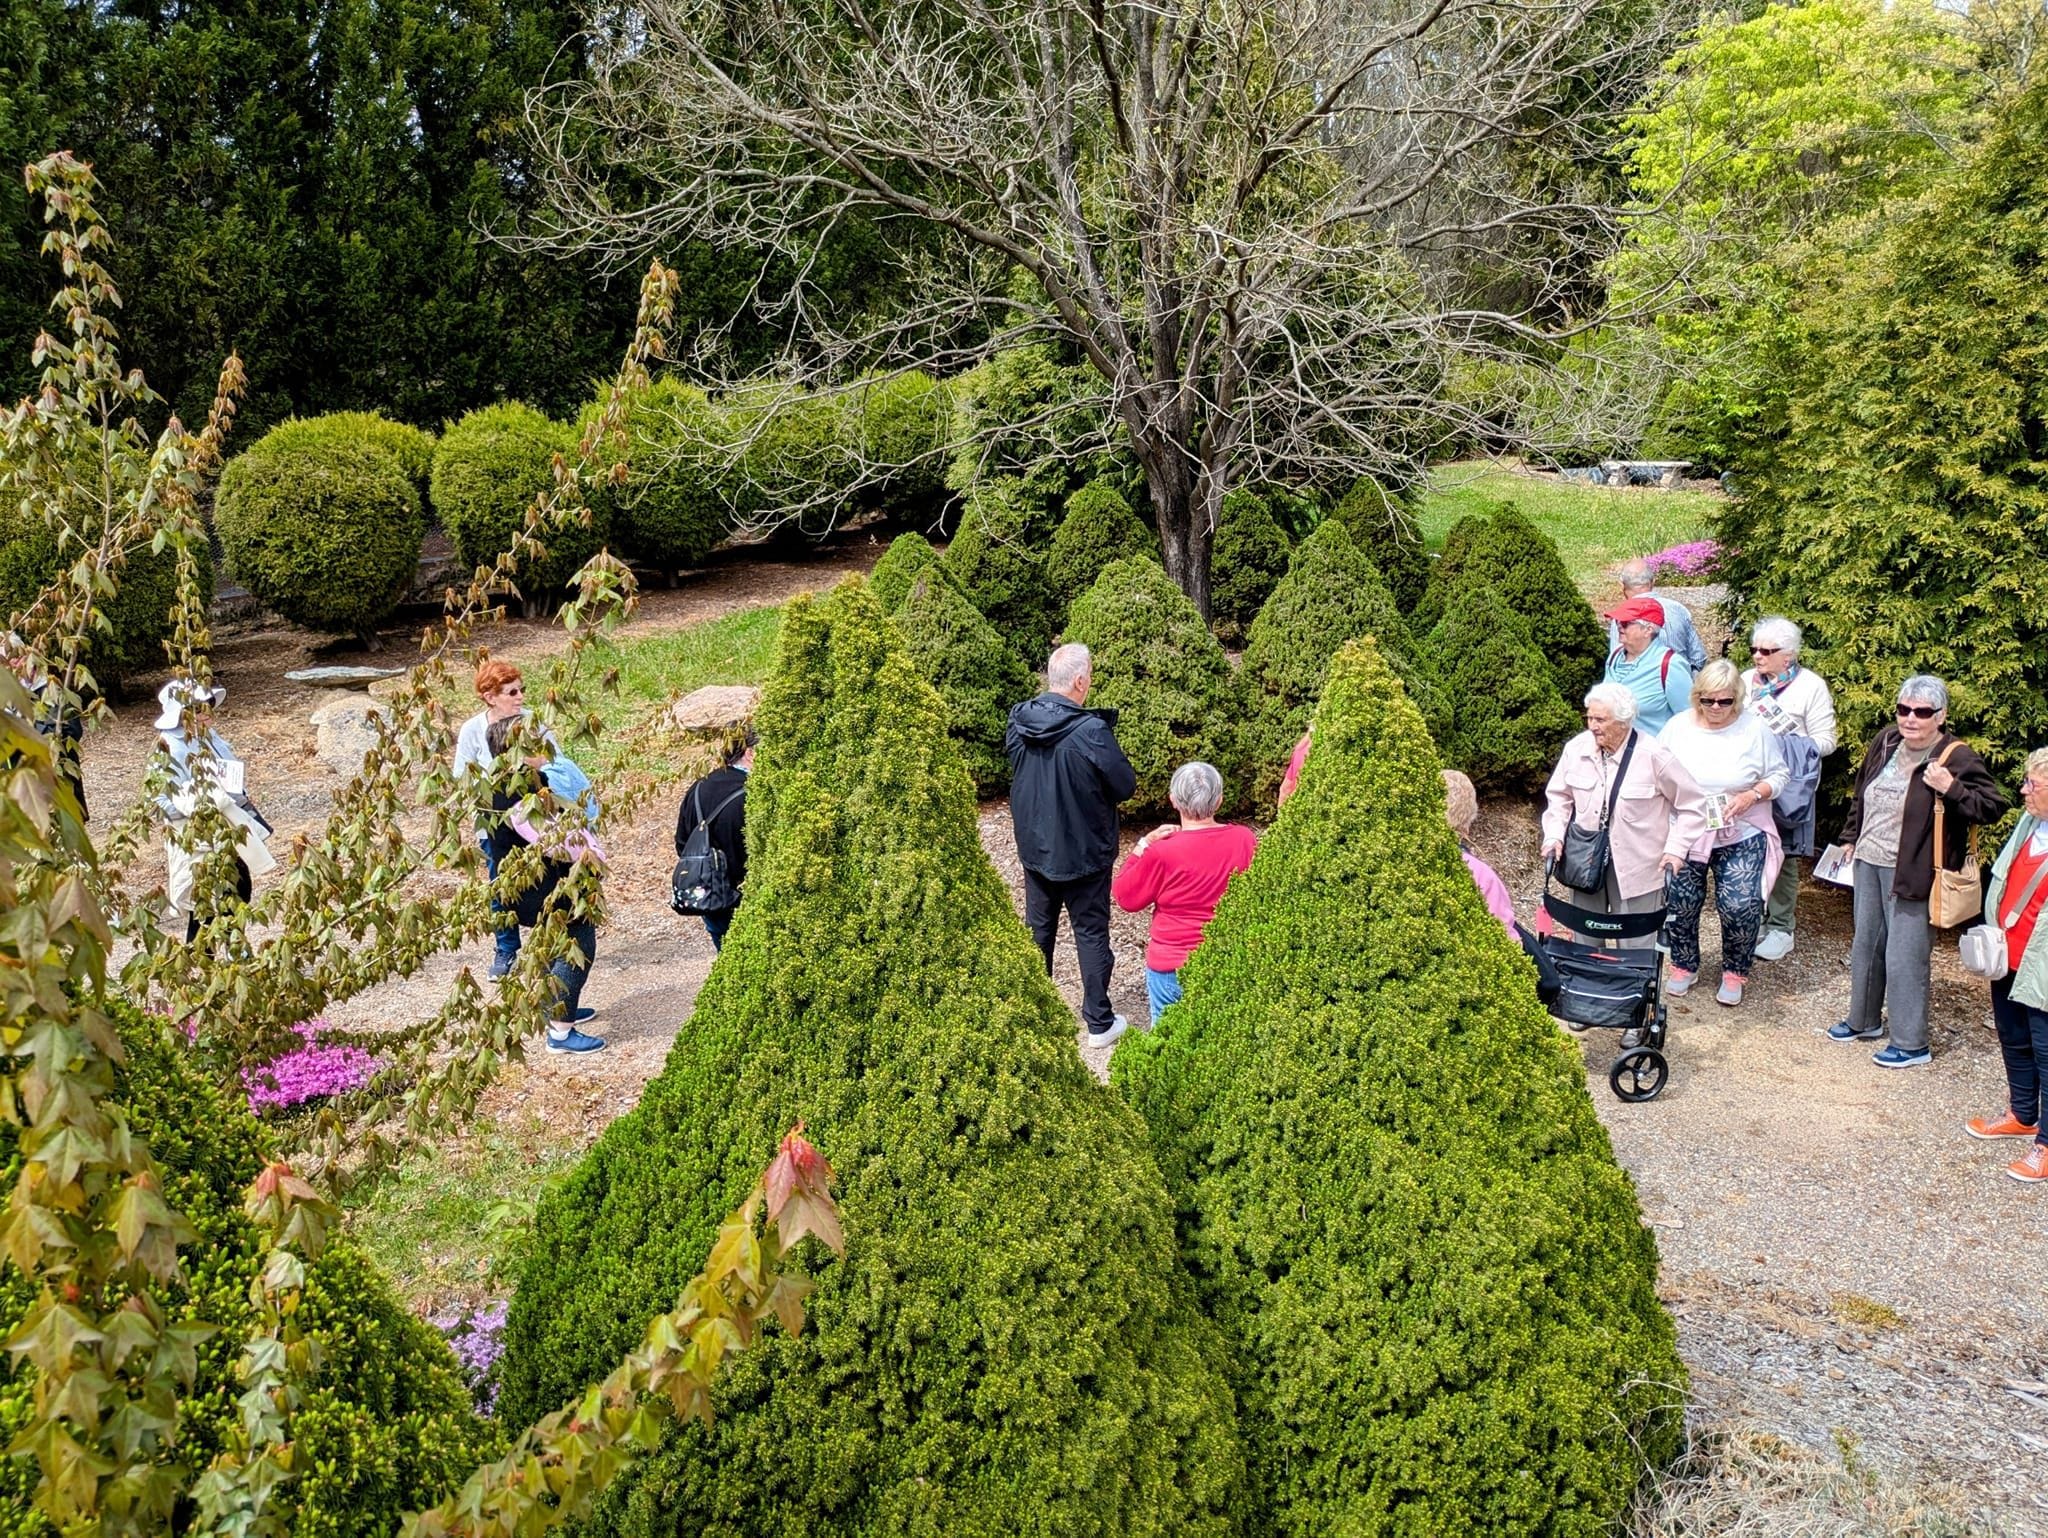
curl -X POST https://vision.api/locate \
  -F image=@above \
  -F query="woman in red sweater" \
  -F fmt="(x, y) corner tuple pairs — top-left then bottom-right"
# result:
(1112, 761), (1259, 1025)
(1975, 749), (2048, 1182)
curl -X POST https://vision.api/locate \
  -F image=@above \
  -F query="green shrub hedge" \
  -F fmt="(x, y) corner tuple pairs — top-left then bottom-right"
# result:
(432, 402), (601, 598)
(866, 531), (949, 612)
(1428, 578), (1583, 792)
(495, 579), (1245, 1538)
(1114, 637), (1685, 1535)
(1413, 502), (1606, 701)
(726, 380), (855, 543)
(0, 1003), (498, 1538)
(216, 417), (426, 639)
(1063, 557), (1242, 815)
(853, 370), (954, 525)
(1046, 479), (1161, 617)
(941, 476), (1058, 662)
(1327, 476), (1429, 613)
(582, 380), (731, 575)
(1208, 489), (1291, 636)
(893, 570), (1033, 794)
(298, 410), (437, 506)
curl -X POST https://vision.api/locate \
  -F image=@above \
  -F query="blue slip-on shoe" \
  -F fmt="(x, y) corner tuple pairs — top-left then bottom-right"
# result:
(553, 1006), (601, 1027)
(546, 1028), (607, 1055)
(1829, 1019), (1883, 1042)
(487, 958), (515, 981)
(1871, 1045), (1930, 1069)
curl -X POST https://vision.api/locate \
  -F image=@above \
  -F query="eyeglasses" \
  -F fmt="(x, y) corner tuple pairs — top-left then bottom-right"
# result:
(1896, 703), (1940, 720)
(1699, 697), (1736, 708)
(1752, 646), (1783, 657)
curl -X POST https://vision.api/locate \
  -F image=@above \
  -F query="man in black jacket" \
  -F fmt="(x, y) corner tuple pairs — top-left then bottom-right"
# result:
(675, 728), (755, 949)
(1006, 643), (1139, 1045)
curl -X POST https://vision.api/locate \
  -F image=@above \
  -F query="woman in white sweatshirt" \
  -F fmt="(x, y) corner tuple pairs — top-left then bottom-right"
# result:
(1741, 616), (1838, 959)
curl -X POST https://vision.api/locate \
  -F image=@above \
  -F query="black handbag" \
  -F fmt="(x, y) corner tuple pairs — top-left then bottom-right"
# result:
(1556, 731), (1637, 893)
(670, 783), (746, 916)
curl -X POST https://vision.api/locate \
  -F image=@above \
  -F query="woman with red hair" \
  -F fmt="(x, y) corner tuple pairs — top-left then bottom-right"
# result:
(456, 657), (534, 979)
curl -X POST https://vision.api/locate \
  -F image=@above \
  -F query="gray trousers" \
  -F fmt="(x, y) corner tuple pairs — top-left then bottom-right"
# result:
(1847, 859), (1933, 1052)
(1563, 865), (1664, 951)
(1764, 857), (1800, 935)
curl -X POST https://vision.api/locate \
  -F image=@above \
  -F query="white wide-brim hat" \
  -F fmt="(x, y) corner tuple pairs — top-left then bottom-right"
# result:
(154, 678), (226, 730)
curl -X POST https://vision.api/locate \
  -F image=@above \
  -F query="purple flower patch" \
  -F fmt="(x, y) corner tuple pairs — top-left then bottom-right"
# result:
(433, 1299), (508, 1412)
(1641, 539), (1719, 580)
(242, 1020), (383, 1114)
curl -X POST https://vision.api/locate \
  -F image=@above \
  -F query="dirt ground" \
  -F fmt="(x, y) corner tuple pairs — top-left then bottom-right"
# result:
(72, 550), (2047, 1534)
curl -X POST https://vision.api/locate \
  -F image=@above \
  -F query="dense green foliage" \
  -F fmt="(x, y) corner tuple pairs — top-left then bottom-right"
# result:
(1064, 558), (1242, 815)
(297, 411), (437, 504)
(1720, 76), (2048, 790)
(1428, 579), (1583, 792)
(1240, 522), (1428, 805)
(0, 1004), (499, 1538)
(1207, 489), (1291, 636)
(1114, 638), (1685, 1535)
(853, 370), (955, 526)
(1327, 476), (1429, 613)
(866, 531), (948, 612)
(432, 402), (600, 599)
(215, 416), (426, 638)
(941, 476), (1058, 662)
(892, 571), (1033, 794)
(583, 380), (732, 575)
(1414, 502), (1606, 702)
(496, 579), (1246, 1537)
(945, 344), (1119, 523)
(1046, 479), (1161, 613)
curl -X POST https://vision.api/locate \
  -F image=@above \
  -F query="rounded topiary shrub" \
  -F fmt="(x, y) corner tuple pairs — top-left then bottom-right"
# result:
(1240, 520), (1434, 805)
(285, 411), (437, 507)
(432, 402), (602, 598)
(867, 530), (951, 612)
(1046, 478), (1161, 616)
(495, 579), (1246, 1538)
(1427, 577), (1583, 791)
(893, 570), (1033, 794)
(1063, 556), (1242, 815)
(727, 380), (855, 543)
(216, 419), (425, 640)
(582, 380), (731, 576)
(1327, 475), (1429, 613)
(941, 476), (1058, 663)
(1114, 637), (1685, 1536)
(855, 369), (954, 525)
(1208, 488), (1291, 636)
(0, 1003), (499, 1538)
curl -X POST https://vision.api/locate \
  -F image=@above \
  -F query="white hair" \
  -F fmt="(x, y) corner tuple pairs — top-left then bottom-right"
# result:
(1046, 643), (1092, 694)
(1583, 681), (1639, 725)
(1899, 674), (1949, 712)
(1617, 559), (1653, 593)
(1751, 616), (1802, 659)
(1169, 761), (1225, 818)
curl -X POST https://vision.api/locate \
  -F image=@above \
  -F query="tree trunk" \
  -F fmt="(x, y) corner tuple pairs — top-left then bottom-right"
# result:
(1136, 441), (1213, 620)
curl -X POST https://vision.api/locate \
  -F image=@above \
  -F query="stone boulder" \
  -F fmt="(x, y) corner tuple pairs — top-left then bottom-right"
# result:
(668, 684), (761, 737)
(309, 693), (394, 777)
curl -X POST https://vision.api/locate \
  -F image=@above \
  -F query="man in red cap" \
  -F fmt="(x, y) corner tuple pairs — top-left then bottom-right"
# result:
(1601, 595), (1694, 733)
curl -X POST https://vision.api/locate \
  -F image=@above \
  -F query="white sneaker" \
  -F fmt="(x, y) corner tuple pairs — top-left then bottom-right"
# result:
(1753, 929), (1795, 962)
(1087, 1014), (1131, 1048)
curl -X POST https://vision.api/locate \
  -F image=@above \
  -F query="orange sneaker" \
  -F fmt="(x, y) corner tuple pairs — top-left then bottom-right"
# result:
(1967, 1111), (2042, 1140)
(2007, 1144), (2048, 1184)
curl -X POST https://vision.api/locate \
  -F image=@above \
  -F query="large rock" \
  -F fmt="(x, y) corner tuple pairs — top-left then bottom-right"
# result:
(668, 683), (760, 736)
(309, 693), (393, 777)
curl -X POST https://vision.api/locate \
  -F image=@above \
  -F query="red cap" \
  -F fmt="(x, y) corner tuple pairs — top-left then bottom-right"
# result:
(1603, 596), (1665, 628)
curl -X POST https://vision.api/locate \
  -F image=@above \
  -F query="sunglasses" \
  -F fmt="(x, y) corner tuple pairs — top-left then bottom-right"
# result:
(1752, 646), (1783, 657)
(1896, 703), (1940, 720)
(1699, 696), (1736, 708)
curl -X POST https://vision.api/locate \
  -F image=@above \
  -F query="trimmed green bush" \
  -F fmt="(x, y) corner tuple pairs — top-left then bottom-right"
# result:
(854, 370), (954, 525)
(941, 476), (1058, 662)
(1064, 557), (1242, 815)
(1327, 476), (1429, 613)
(1413, 501), (1606, 701)
(944, 344), (1120, 521)
(893, 570), (1033, 794)
(582, 380), (731, 576)
(496, 578), (1246, 1538)
(727, 380), (856, 542)
(216, 419), (425, 639)
(291, 410), (437, 506)
(1208, 488), (1291, 636)
(0, 1003), (498, 1538)
(432, 402), (602, 598)
(1046, 479), (1161, 617)
(1114, 637), (1685, 1535)
(1428, 578), (1583, 791)
(866, 531), (948, 612)
(1240, 521), (1435, 805)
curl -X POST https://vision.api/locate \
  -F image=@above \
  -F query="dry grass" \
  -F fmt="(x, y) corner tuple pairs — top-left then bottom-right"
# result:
(1630, 1429), (2000, 1537)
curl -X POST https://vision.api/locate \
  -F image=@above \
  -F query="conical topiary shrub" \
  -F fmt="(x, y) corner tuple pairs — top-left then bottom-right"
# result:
(1114, 638), (1685, 1536)
(1428, 577), (1584, 791)
(494, 578), (1246, 1538)
(1413, 501), (1606, 700)
(867, 529), (949, 611)
(1240, 520), (1435, 805)
(1064, 557), (1242, 815)
(1207, 488), (1291, 636)
(1327, 476), (1429, 613)
(1046, 478), (1161, 615)
(941, 476), (1058, 662)
(893, 570), (1034, 794)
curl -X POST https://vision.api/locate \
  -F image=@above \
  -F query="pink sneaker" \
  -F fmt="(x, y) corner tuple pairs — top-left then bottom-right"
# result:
(1716, 973), (1746, 1007)
(1665, 968), (1697, 997)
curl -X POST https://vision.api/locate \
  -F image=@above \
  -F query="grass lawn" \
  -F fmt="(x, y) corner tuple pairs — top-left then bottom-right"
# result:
(1414, 461), (1720, 593)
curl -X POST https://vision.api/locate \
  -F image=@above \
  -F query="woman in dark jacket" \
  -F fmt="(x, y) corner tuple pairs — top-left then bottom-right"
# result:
(1830, 674), (2008, 1067)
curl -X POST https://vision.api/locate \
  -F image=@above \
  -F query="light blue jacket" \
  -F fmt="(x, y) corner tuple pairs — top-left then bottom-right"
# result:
(1986, 815), (2048, 1010)
(1607, 589), (1707, 672)
(1603, 644), (1694, 736)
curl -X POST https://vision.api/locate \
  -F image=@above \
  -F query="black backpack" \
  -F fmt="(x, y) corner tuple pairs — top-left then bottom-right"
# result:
(670, 782), (746, 915)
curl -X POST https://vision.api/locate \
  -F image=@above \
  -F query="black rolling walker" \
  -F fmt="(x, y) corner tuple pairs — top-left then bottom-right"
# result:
(1538, 862), (1671, 1102)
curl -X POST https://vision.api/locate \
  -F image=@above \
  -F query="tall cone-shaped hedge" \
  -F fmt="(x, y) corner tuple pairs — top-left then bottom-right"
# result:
(1428, 578), (1583, 792)
(867, 529), (949, 611)
(1414, 502), (1607, 701)
(1114, 638), (1684, 1535)
(893, 570), (1033, 794)
(496, 579), (1244, 1538)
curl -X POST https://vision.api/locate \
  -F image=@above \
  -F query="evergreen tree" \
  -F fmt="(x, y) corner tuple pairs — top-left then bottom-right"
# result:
(1115, 638), (1685, 1536)
(1428, 578), (1583, 791)
(1413, 501), (1606, 701)
(1326, 476), (1429, 613)
(866, 530), (949, 612)
(941, 476), (1059, 662)
(495, 579), (1246, 1538)
(1046, 478), (1162, 614)
(1207, 489), (1291, 637)
(893, 570), (1033, 794)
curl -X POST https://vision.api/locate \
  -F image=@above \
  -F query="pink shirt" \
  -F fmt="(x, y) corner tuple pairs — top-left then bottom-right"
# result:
(1462, 850), (1517, 938)
(1112, 824), (1259, 971)
(1540, 730), (1709, 899)
(1277, 733), (1313, 805)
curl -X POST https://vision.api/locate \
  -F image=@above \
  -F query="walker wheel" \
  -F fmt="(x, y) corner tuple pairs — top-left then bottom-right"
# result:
(1609, 1047), (1669, 1103)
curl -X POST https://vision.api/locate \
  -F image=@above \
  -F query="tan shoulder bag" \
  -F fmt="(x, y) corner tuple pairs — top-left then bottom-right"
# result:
(1927, 742), (1983, 929)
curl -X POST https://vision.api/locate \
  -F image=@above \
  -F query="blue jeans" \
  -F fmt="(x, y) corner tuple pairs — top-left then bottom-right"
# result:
(1990, 974), (2048, 1143)
(480, 832), (521, 968)
(549, 918), (598, 1024)
(703, 907), (735, 951)
(1145, 967), (1183, 1025)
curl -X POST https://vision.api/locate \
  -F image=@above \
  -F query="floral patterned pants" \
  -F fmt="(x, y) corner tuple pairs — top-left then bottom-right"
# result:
(1663, 835), (1768, 977)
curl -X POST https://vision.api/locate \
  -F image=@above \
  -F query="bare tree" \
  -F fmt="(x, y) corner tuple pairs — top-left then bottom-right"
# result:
(525, 0), (1662, 615)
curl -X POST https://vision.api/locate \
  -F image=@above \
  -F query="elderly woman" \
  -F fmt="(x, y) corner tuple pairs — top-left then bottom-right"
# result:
(1831, 675), (2008, 1068)
(1542, 682), (1707, 952)
(1111, 761), (1258, 1024)
(1601, 597), (1694, 735)
(1976, 749), (2048, 1183)
(457, 659), (538, 979)
(155, 678), (276, 943)
(1657, 660), (1788, 1006)
(1443, 769), (1515, 938)
(1742, 618), (1839, 961)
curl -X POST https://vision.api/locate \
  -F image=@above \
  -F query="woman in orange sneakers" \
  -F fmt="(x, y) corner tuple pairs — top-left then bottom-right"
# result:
(1974, 747), (2048, 1182)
